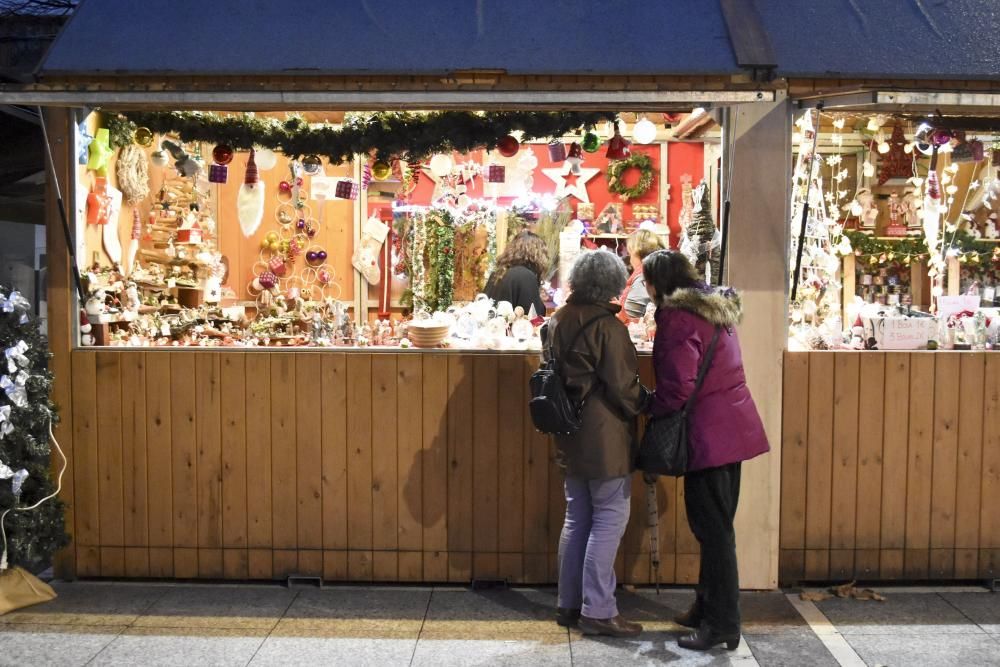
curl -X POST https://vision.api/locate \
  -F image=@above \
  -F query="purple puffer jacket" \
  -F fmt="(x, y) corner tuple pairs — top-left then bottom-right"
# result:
(649, 285), (769, 472)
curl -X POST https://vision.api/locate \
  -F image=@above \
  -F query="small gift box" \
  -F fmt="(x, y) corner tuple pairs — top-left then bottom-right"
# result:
(268, 256), (287, 277)
(487, 164), (506, 183)
(208, 164), (228, 184)
(576, 203), (595, 221)
(335, 179), (360, 200)
(547, 141), (566, 163)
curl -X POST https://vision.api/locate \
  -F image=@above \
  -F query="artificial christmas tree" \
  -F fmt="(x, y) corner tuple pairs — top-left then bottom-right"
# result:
(0, 285), (68, 604)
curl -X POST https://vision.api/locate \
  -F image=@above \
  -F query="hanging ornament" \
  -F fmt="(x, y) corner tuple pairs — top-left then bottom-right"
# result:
(237, 149), (266, 237)
(487, 164), (506, 183)
(566, 142), (584, 175)
(547, 141), (567, 163)
(76, 121), (94, 165)
(301, 154), (323, 175)
(253, 147), (278, 170)
(581, 131), (601, 153)
(134, 127), (154, 147)
(930, 129), (953, 146)
(372, 160), (392, 180)
(0, 406), (12, 440)
(150, 150), (169, 168)
(361, 164), (373, 190)
(87, 128), (112, 174)
(429, 154), (453, 177)
(632, 118), (658, 145)
(335, 179), (360, 200)
(11, 468), (28, 498)
(212, 144), (234, 165)
(161, 140), (200, 177)
(605, 122), (631, 160)
(116, 143), (150, 204)
(497, 134), (520, 157)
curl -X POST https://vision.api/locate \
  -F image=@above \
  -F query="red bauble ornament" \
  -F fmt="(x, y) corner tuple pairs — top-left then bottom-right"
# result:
(212, 144), (234, 165)
(497, 135), (520, 157)
(278, 180), (293, 194)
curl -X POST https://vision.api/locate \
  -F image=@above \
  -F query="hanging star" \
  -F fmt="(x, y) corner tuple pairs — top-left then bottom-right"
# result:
(77, 121), (94, 165)
(87, 128), (112, 175)
(542, 163), (599, 203)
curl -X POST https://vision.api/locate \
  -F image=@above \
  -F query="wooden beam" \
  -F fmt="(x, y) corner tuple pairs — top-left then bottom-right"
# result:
(726, 92), (791, 589)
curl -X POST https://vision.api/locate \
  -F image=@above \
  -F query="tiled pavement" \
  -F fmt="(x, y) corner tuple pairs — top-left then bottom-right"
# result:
(2, 582), (1000, 666)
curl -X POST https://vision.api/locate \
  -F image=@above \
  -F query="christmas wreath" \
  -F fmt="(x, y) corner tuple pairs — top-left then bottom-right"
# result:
(606, 153), (654, 201)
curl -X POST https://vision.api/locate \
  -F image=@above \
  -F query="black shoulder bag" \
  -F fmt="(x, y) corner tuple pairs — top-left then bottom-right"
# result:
(636, 326), (721, 476)
(528, 312), (611, 435)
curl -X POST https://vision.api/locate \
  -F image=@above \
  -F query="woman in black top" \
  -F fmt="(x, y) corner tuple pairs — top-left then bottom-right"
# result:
(484, 231), (550, 316)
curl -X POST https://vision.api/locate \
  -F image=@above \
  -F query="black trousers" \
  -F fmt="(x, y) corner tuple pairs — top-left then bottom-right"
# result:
(684, 462), (742, 634)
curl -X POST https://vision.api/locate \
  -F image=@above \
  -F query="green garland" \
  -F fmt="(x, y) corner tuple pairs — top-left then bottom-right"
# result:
(431, 210), (457, 311)
(606, 153), (654, 201)
(116, 110), (616, 165)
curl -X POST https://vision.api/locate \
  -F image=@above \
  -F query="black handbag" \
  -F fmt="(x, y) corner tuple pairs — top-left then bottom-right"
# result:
(636, 326), (721, 476)
(528, 312), (612, 435)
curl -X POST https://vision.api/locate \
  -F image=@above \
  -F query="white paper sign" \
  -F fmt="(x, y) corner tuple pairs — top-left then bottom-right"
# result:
(880, 318), (936, 350)
(937, 295), (980, 320)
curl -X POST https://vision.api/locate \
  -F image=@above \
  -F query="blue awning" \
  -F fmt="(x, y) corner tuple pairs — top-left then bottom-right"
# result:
(760, 0), (1000, 80)
(39, 0), (741, 77)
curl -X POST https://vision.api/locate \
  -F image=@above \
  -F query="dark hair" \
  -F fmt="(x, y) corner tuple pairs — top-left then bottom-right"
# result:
(642, 250), (701, 300)
(493, 231), (550, 281)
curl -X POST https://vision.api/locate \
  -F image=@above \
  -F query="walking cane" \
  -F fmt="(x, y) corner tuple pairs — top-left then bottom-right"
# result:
(644, 475), (660, 594)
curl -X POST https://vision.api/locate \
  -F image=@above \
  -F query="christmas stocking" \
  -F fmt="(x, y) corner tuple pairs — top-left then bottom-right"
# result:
(353, 214), (390, 284)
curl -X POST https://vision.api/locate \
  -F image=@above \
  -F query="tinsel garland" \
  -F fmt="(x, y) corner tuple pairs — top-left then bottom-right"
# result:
(117, 111), (616, 165)
(431, 210), (457, 311)
(606, 153), (654, 201)
(411, 215), (427, 313)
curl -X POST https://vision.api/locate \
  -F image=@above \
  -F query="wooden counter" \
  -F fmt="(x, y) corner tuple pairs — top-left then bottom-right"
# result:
(61, 349), (708, 585)
(780, 351), (1000, 584)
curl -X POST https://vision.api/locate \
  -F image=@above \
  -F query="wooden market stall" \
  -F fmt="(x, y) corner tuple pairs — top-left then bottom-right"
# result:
(14, 0), (790, 590)
(16, 0), (1000, 594)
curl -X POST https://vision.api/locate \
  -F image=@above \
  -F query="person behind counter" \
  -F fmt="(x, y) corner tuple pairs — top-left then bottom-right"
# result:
(542, 249), (650, 638)
(617, 227), (667, 323)
(484, 231), (549, 316)
(642, 249), (769, 652)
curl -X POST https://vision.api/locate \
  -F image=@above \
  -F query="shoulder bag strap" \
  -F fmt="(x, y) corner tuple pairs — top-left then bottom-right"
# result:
(553, 311), (613, 371)
(680, 325), (721, 417)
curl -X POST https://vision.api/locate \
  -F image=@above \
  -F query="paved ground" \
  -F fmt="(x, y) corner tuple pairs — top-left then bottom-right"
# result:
(2, 582), (1000, 666)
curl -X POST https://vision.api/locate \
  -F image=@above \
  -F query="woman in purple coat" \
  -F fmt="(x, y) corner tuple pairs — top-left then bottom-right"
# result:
(642, 250), (769, 651)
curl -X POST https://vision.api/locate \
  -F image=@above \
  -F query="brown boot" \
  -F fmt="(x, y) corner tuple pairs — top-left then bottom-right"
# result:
(578, 614), (643, 638)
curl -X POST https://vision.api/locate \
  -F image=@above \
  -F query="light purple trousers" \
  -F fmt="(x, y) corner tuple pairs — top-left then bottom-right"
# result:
(557, 475), (631, 619)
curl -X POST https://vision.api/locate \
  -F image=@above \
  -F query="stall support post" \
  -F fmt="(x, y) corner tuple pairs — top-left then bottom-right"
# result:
(725, 91), (791, 590)
(41, 107), (78, 580)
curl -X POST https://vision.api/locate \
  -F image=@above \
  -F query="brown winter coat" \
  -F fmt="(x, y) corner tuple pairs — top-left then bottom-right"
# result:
(542, 299), (649, 480)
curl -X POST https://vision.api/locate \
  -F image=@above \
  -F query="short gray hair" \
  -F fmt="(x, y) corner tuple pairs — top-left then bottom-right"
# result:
(568, 249), (628, 304)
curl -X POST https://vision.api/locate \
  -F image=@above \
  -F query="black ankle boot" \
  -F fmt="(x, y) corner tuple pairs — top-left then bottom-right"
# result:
(674, 602), (702, 629)
(677, 626), (740, 651)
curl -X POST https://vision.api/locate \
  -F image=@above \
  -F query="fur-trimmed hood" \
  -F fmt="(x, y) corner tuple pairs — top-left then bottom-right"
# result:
(659, 285), (743, 327)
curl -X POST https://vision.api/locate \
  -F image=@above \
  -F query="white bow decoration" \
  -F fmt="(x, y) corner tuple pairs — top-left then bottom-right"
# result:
(0, 290), (30, 324)
(0, 405), (12, 439)
(11, 469), (28, 497)
(4, 341), (29, 374)
(1, 370), (28, 408)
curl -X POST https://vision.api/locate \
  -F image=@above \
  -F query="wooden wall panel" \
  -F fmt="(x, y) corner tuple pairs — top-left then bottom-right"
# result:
(780, 351), (995, 585)
(196, 354), (223, 578)
(371, 355), (399, 581)
(220, 353), (248, 578)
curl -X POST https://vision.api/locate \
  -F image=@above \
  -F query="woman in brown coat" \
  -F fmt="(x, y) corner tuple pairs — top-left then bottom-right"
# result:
(541, 249), (650, 638)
